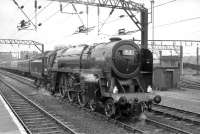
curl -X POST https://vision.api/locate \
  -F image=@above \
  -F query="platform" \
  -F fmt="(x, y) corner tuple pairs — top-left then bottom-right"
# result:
(155, 88), (200, 114)
(0, 94), (26, 134)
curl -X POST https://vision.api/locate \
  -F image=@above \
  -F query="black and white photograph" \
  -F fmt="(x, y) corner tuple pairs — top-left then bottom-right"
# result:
(0, 0), (199, 134)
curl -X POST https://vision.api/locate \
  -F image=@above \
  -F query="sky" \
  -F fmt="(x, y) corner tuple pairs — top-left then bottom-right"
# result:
(0, 0), (200, 55)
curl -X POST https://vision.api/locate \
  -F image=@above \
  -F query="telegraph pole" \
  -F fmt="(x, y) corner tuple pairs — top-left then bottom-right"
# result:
(180, 45), (183, 76)
(151, 0), (155, 45)
(34, 0), (38, 31)
(159, 50), (162, 66)
(197, 45), (199, 75)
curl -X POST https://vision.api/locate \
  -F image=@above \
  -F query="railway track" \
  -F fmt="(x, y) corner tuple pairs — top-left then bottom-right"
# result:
(152, 104), (200, 125)
(124, 118), (191, 134)
(0, 70), (197, 134)
(179, 78), (200, 90)
(0, 69), (36, 88)
(0, 78), (79, 134)
(147, 104), (200, 134)
(0, 70), (145, 134)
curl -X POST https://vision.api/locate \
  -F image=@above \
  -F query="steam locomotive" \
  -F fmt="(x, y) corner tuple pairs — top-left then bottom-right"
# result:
(0, 38), (161, 118)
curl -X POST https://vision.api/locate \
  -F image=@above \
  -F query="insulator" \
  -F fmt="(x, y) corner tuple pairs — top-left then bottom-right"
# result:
(60, 3), (63, 12)
(119, 15), (125, 18)
(86, 5), (88, 14)
(34, 0), (37, 9)
(97, 6), (100, 16)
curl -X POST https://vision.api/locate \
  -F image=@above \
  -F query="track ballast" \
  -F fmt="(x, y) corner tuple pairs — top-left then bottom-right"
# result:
(0, 78), (79, 134)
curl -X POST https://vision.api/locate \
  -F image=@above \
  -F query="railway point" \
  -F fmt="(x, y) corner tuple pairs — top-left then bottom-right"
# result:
(155, 88), (200, 114)
(0, 94), (26, 134)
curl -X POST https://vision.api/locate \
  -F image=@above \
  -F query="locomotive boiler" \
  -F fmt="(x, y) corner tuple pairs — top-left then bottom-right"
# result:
(48, 37), (161, 118)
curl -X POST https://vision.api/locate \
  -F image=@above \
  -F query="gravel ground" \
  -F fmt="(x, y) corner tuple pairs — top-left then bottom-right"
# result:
(2, 75), (130, 134)
(155, 88), (200, 114)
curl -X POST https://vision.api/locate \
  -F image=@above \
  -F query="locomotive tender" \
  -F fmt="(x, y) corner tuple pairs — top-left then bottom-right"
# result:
(0, 38), (161, 118)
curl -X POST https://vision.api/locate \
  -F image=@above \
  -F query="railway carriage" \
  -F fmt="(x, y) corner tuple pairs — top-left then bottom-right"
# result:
(17, 59), (30, 75)
(10, 60), (18, 70)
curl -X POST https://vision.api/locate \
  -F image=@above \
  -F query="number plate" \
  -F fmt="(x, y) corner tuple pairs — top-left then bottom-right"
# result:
(122, 50), (135, 55)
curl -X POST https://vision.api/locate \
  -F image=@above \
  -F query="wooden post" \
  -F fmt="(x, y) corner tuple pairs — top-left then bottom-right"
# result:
(151, 0), (155, 45)
(42, 44), (44, 76)
(159, 51), (162, 66)
(180, 45), (183, 76)
(197, 45), (199, 75)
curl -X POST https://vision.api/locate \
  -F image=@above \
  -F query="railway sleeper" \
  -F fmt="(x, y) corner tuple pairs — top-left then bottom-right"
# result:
(24, 119), (53, 125)
(17, 112), (41, 116)
(31, 129), (63, 134)
(27, 122), (56, 127)
(10, 103), (30, 106)
(11, 105), (33, 108)
(33, 130), (63, 134)
(15, 110), (40, 114)
(20, 114), (45, 118)
(25, 120), (55, 125)
(12, 107), (36, 111)
(30, 126), (59, 131)
(22, 117), (49, 122)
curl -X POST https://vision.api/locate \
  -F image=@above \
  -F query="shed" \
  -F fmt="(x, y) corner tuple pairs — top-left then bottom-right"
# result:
(153, 55), (181, 90)
(153, 67), (180, 90)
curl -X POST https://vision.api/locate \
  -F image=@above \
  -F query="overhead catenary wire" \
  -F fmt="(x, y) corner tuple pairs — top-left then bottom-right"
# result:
(71, 4), (84, 26)
(156, 16), (200, 28)
(86, 4), (89, 35)
(29, 1), (54, 22)
(98, 7), (115, 34)
(12, 3), (70, 38)
(11, 0), (36, 29)
(9, 0), (38, 37)
(41, 3), (69, 24)
(153, 0), (177, 8)
(97, 6), (100, 35)
(11, 1), (57, 37)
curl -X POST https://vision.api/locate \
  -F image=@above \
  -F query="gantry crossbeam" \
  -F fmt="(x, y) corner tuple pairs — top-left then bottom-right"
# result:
(50, 0), (145, 11)
(49, 0), (148, 48)
(0, 39), (44, 52)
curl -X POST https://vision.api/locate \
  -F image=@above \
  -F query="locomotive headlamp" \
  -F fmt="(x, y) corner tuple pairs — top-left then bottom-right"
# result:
(147, 85), (152, 93)
(113, 86), (118, 94)
(153, 95), (161, 104)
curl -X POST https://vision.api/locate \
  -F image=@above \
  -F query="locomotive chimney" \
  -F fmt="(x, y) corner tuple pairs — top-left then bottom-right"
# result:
(109, 37), (122, 42)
